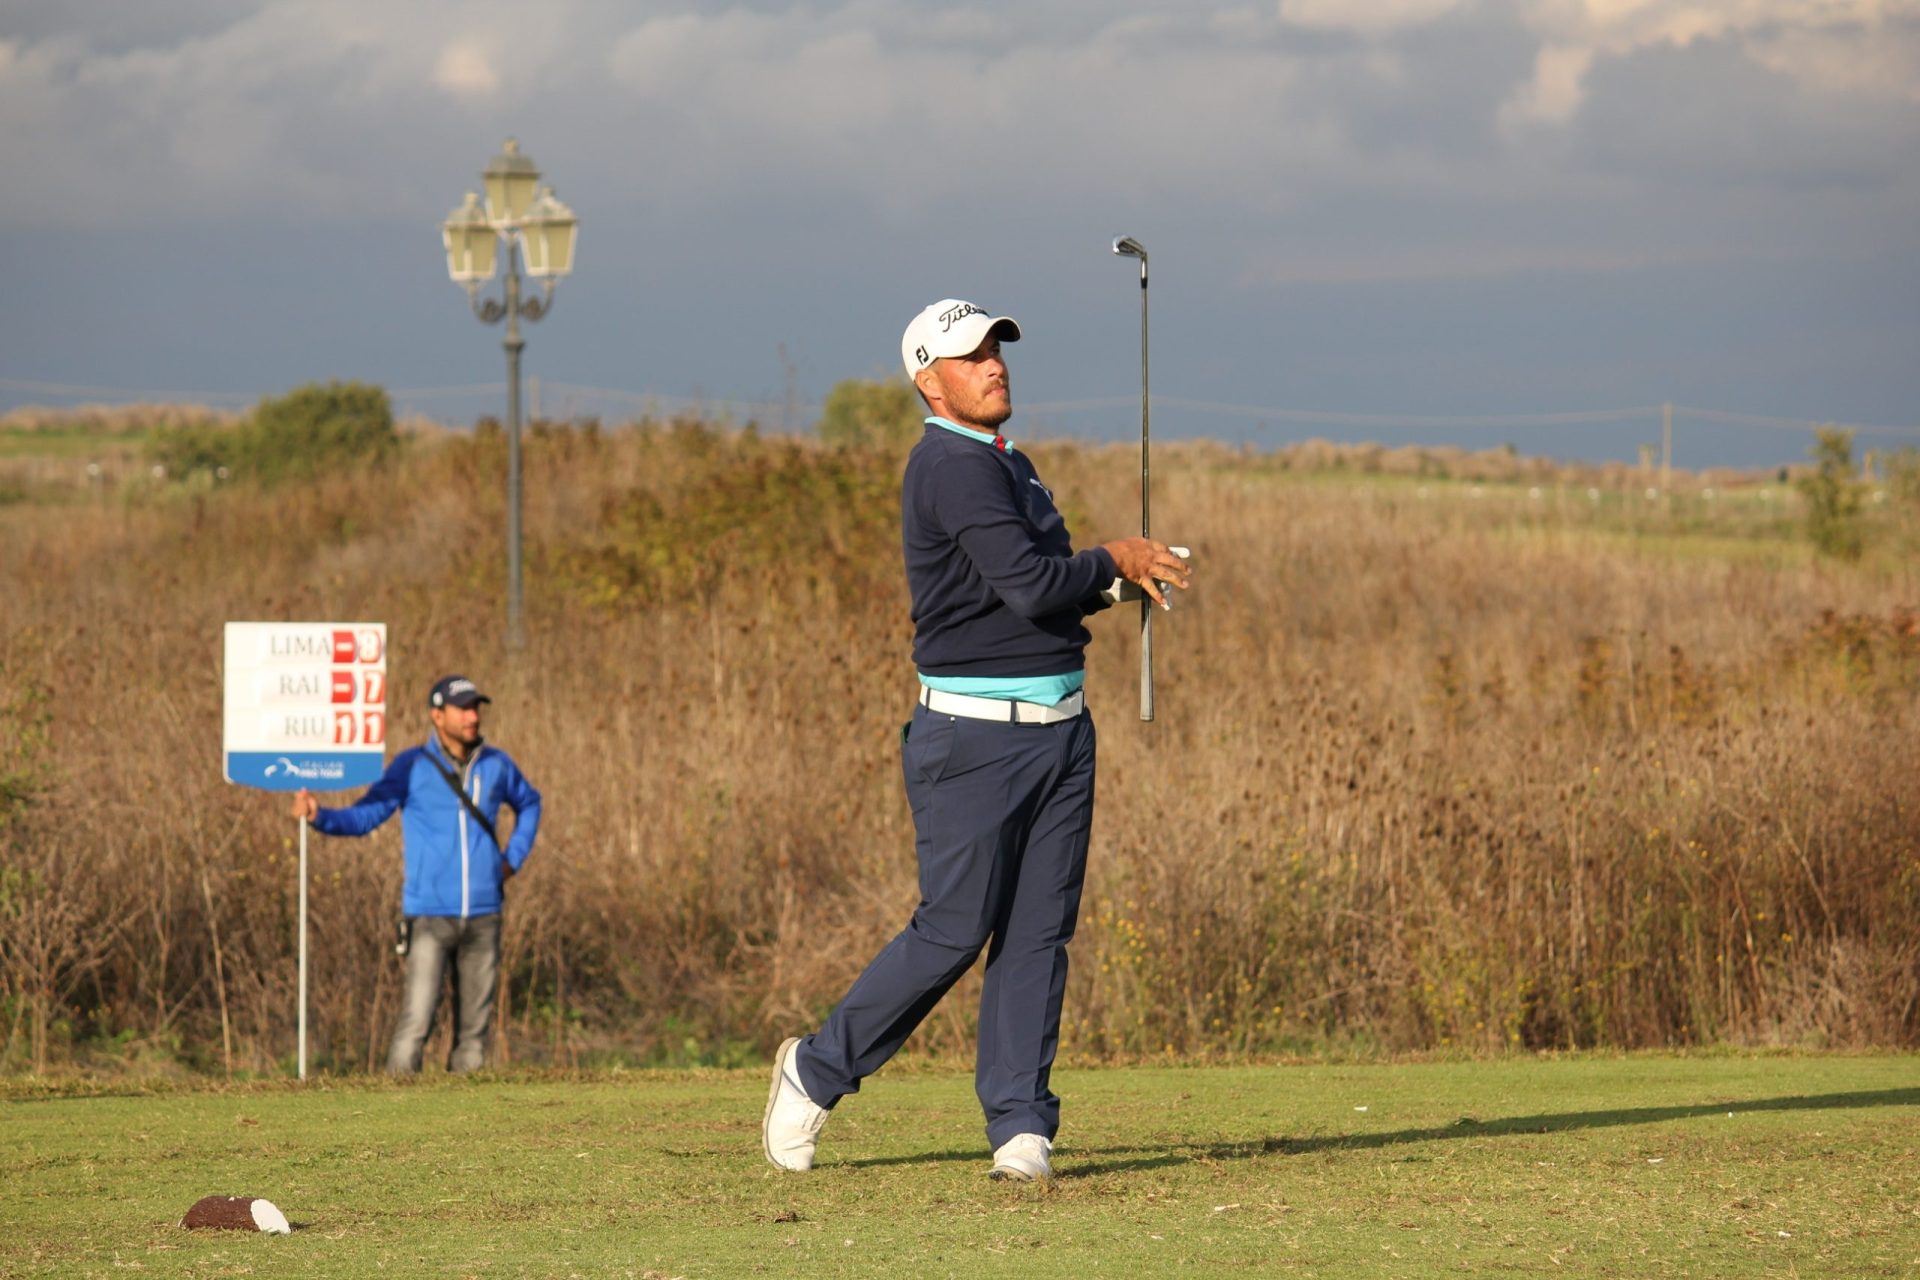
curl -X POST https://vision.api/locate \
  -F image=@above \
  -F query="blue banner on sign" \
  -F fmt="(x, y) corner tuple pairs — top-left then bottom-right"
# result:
(226, 751), (384, 792)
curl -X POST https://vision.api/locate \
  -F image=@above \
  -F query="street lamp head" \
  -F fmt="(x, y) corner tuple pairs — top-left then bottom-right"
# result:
(441, 191), (498, 290)
(520, 186), (579, 280)
(483, 137), (541, 225)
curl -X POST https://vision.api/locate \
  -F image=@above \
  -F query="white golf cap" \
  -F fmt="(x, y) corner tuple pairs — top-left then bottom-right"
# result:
(901, 299), (1021, 382)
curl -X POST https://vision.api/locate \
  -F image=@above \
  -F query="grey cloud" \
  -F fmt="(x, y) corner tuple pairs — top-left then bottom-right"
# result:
(1329, 7), (1539, 159)
(0, 0), (268, 54)
(0, 1), (639, 227)
(1, 0), (1916, 442)
(1574, 32), (1920, 192)
(597, 7), (1370, 221)
(4, 2), (1912, 238)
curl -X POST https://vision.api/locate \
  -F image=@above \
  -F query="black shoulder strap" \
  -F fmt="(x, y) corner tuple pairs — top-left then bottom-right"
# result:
(423, 747), (499, 846)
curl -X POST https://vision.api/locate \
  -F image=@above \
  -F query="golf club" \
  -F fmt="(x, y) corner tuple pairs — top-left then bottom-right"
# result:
(1111, 235), (1152, 721)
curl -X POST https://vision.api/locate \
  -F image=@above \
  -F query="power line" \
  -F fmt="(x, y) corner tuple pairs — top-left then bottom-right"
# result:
(1148, 399), (1663, 430)
(1671, 404), (1920, 438)
(388, 382), (506, 397)
(0, 376), (257, 404)
(536, 381), (815, 419)
(0, 376), (517, 403)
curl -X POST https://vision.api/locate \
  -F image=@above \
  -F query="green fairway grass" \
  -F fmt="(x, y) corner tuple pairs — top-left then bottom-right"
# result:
(3, 1053), (1915, 1278)
(0, 426), (145, 458)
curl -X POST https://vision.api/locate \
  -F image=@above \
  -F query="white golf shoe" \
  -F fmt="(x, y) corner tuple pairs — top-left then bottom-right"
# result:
(989, 1133), (1053, 1182)
(763, 1036), (829, 1171)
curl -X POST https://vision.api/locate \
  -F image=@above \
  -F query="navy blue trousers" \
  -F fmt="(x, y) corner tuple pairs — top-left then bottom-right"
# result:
(794, 702), (1097, 1148)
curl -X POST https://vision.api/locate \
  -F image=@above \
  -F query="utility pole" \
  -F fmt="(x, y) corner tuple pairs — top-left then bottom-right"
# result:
(1661, 402), (1673, 501)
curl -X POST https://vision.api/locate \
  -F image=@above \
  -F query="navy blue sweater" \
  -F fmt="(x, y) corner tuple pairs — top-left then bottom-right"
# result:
(903, 424), (1117, 678)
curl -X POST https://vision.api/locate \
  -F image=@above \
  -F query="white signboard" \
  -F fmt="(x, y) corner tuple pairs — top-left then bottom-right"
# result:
(224, 622), (388, 791)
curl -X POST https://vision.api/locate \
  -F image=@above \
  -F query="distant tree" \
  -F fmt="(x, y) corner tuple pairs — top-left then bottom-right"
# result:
(1884, 447), (1920, 558)
(816, 378), (923, 452)
(144, 380), (398, 487)
(1887, 448), (1920, 507)
(144, 418), (242, 480)
(246, 381), (398, 485)
(1797, 426), (1866, 561)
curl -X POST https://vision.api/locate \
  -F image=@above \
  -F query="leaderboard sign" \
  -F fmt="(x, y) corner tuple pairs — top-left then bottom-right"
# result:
(224, 622), (388, 791)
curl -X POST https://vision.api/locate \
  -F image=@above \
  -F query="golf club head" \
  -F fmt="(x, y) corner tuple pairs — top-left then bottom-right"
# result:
(1111, 236), (1146, 260)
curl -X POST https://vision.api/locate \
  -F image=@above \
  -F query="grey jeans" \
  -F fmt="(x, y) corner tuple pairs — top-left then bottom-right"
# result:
(389, 913), (502, 1074)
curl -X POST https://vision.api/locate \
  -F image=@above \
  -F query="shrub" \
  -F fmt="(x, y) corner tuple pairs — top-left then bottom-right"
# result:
(144, 418), (245, 481)
(246, 381), (398, 485)
(1888, 448), (1920, 506)
(816, 378), (923, 453)
(0, 656), (49, 833)
(144, 381), (398, 486)
(565, 425), (899, 609)
(1797, 426), (1865, 560)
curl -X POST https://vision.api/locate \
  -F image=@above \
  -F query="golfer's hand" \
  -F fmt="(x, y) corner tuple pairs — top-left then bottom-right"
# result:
(1102, 538), (1192, 610)
(290, 789), (318, 823)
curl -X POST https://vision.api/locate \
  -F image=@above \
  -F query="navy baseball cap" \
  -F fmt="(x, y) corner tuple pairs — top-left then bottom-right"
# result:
(428, 674), (491, 709)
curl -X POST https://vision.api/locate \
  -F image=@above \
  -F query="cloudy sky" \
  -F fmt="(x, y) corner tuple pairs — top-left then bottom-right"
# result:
(2, 0), (1917, 464)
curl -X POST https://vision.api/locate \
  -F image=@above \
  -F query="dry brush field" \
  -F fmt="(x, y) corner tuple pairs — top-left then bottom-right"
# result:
(2, 420), (1917, 1075)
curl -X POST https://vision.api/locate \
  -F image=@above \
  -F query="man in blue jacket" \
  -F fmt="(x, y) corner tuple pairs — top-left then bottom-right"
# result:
(292, 674), (542, 1073)
(763, 299), (1192, 1180)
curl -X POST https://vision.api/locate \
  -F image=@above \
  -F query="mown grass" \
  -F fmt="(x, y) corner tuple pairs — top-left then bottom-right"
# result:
(3, 1053), (1916, 1278)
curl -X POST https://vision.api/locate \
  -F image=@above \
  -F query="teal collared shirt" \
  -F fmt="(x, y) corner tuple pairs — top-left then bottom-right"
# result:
(916, 417), (1082, 706)
(926, 415), (1009, 451)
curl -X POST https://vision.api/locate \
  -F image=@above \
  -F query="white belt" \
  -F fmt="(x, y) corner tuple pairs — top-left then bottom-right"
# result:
(918, 686), (1085, 724)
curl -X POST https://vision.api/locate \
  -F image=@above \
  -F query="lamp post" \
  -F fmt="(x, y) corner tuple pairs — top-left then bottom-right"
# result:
(441, 138), (579, 650)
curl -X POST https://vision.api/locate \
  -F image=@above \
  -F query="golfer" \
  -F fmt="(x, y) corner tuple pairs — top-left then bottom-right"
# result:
(291, 674), (541, 1073)
(763, 298), (1192, 1180)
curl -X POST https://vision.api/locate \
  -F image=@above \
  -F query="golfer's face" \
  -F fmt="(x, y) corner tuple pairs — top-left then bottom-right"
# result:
(431, 701), (483, 748)
(929, 337), (1012, 430)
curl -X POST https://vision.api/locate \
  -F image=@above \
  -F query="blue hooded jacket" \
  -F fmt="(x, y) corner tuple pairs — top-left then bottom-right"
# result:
(311, 735), (542, 918)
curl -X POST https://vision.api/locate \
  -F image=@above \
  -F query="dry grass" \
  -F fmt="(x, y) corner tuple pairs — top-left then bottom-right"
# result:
(1, 420), (1916, 1076)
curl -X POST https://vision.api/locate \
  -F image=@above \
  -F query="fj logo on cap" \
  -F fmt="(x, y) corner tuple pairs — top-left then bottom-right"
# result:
(915, 345), (929, 366)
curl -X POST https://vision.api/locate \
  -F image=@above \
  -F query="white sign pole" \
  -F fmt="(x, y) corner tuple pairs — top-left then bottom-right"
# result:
(298, 817), (309, 1081)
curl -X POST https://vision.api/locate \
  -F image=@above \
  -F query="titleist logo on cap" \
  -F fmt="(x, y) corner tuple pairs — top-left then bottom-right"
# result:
(938, 302), (986, 332)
